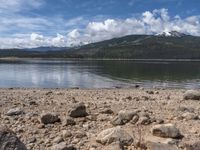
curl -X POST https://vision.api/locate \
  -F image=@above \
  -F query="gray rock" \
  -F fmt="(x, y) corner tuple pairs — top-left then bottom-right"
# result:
(182, 112), (198, 120)
(51, 142), (76, 150)
(151, 124), (181, 139)
(68, 102), (88, 118)
(146, 142), (178, 150)
(111, 110), (137, 126)
(130, 114), (139, 124)
(27, 137), (36, 144)
(53, 136), (63, 144)
(6, 108), (24, 116)
(185, 141), (200, 150)
(62, 116), (76, 126)
(40, 113), (60, 124)
(100, 108), (114, 114)
(183, 90), (200, 100)
(0, 126), (27, 150)
(62, 130), (72, 139)
(137, 116), (151, 125)
(177, 107), (194, 113)
(140, 135), (178, 150)
(104, 142), (124, 150)
(146, 90), (154, 94)
(144, 135), (178, 145)
(29, 101), (38, 106)
(96, 126), (133, 146)
(75, 131), (86, 138)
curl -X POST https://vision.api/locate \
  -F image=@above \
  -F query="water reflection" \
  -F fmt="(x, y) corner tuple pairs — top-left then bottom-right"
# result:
(0, 59), (200, 88)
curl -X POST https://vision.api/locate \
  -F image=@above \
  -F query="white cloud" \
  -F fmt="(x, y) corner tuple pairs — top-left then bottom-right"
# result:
(0, 0), (43, 13)
(0, 8), (200, 48)
(52, 34), (66, 47)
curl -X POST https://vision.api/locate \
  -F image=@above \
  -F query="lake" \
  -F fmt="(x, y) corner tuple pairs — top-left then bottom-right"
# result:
(0, 59), (200, 89)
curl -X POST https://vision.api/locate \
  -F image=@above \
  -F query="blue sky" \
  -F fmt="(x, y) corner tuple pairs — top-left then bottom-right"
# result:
(0, 0), (200, 48)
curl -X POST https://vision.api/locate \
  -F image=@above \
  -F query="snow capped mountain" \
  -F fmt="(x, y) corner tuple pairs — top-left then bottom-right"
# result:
(157, 31), (187, 37)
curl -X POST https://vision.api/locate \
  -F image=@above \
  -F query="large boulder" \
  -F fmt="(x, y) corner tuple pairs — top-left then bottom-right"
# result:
(96, 127), (133, 146)
(40, 113), (60, 124)
(151, 124), (181, 139)
(111, 110), (137, 126)
(183, 90), (200, 100)
(68, 102), (88, 118)
(0, 126), (27, 150)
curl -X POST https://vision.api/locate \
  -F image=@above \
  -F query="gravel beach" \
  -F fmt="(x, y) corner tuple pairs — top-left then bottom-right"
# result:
(0, 88), (200, 150)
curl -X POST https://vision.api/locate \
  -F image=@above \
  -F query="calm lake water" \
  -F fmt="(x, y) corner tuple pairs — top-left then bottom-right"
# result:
(0, 59), (200, 89)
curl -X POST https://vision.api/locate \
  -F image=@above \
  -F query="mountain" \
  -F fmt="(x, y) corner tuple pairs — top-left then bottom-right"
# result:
(1, 32), (200, 59)
(157, 31), (187, 37)
(68, 32), (200, 59)
(23, 46), (69, 52)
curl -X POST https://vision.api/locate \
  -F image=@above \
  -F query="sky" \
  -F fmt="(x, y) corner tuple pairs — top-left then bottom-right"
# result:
(0, 0), (200, 48)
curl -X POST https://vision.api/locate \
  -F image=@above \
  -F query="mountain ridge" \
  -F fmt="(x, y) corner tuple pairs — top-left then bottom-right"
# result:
(1, 32), (200, 59)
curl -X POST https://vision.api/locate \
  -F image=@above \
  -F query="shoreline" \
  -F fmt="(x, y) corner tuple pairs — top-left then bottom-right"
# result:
(0, 88), (200, 149)
(1, 57), (200, 62)
(0, 86), (196, 90)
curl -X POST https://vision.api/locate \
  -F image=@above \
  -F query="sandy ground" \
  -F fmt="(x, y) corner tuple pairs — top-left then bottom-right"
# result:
(0, 88), (200, 149)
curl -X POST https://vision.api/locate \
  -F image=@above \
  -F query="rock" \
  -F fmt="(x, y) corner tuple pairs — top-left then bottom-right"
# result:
(6, 108), (24, 116)
(141, 134), (179, 150)
(126, 96), (132, 100)
(130, 114), (139, 124)
(62, 116), (76, 126)
(29, 101), (38, 105)
(75, 131), (86, 138)
(51, 142), (76, 150)
(183, 90), (200, 100)
(146, 90), (154, 94)
(0, 126), (27, 150)
(40, 113), (60, 124)
(135, 84), (140, 88)
(137, 116), (151, 125)
(182, 112), (198, 120)
(27, 137), (37, 144)
(144, 135), (178, 145)
(96, 126), (133, 146)
(100, 108), (114, 114)
(185, 141), (200, 150)
(177, 107), (194, 113)
(156, 119), (165, 124)
(111, 110), (137, 126)
(146, 142), (179, 150)
(104, 142), (124, 150)
(68, 102), (88, 118)
(151, 124), (181, 138)
(53, 136), (63, 144)
(62, 130), (72, 139)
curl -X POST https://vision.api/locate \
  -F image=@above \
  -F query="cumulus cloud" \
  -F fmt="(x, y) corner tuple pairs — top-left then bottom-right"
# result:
(78, 8), (200, 43)
(0, 8), (200, 48)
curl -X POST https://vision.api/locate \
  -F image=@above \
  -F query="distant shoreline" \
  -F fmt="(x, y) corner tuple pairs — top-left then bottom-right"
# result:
(1, 57), (200, 62)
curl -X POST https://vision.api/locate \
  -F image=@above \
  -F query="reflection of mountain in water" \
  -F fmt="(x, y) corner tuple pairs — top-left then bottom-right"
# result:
(87, 60), (200, 82)
(71, 60), (200, 88)
(0, 59), (200, 88)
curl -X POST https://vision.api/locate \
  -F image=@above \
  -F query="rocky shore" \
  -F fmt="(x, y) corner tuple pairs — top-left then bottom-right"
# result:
(0, 88), (200, 150)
